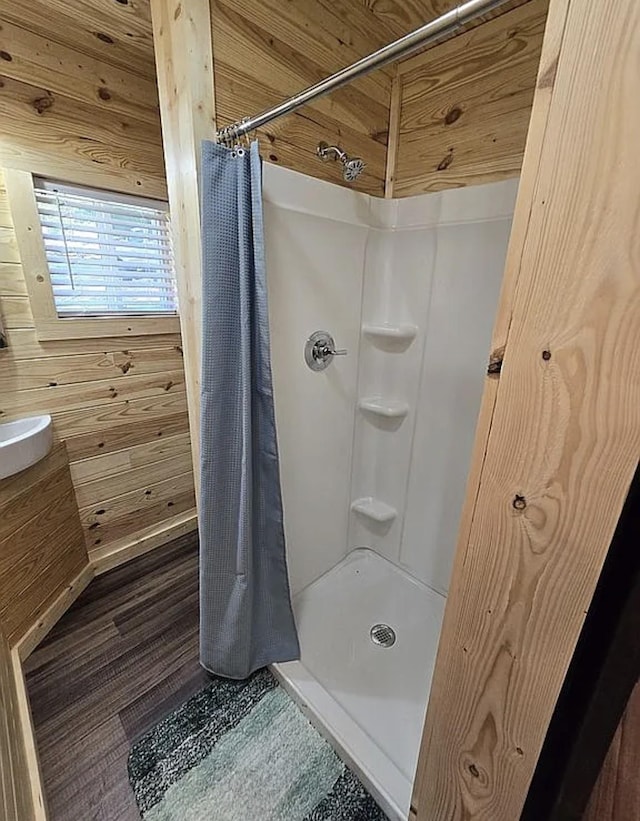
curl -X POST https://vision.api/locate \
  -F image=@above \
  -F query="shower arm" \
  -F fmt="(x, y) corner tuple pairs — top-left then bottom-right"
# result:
(317, 144), (349, 165)
(216, 0), (512, 145)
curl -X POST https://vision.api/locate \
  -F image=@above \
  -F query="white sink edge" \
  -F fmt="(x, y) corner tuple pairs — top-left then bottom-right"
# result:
(0, 414), (54, 480)
(0, 414), (52, 446)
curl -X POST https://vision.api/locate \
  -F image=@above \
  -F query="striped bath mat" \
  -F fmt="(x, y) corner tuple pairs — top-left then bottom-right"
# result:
(128, 668), (388, 820)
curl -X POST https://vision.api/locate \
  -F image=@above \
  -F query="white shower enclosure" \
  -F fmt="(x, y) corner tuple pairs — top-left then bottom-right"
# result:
(263, 164), (518, 820)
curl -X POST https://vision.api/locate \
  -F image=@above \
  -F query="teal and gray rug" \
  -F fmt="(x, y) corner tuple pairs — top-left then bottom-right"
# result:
(128, 668), (388, 820)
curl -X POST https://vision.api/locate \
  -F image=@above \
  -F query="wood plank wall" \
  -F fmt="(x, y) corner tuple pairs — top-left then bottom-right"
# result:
(209, 1), (535, 198)
(390, 0), (548, 196)
(0, 171), (195, 561)
(0, 1), (197, 563)
(0, 191), (195, 567)
(1, 0), (543, 199)
(209, 0), (392, 196)
(0, 0), (166, 199)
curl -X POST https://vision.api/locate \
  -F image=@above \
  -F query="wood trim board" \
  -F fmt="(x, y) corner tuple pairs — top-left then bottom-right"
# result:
(9, 645), (47, 820)
(150, 0), (217, 500)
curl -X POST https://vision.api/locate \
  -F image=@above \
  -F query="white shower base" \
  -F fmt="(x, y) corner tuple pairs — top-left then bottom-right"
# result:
(273, 548), (445, 820)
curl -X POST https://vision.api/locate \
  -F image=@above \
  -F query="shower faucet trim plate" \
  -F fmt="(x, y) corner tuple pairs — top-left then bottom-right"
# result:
(305, 330), (347, 371)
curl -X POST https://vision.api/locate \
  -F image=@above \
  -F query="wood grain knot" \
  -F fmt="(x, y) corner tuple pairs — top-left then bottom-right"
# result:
(538, 55), (558, 90)
(542, 349), (551, 360)
(444, 106), (462, 125)
(487, 346), (505, 376)
(32, 95), (54, 115)
(0, 50), (12, 62)
(269, 154), (279, 162)
(98, 87), (112, 101)
(95, 32), (115, 44)
(437, 149), (454, 171)
(513, 494), (527, 511)
(468, 763), (480, 778)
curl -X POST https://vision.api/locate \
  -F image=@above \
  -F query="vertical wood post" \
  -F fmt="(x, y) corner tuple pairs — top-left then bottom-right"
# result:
(150, 0), (217, 502)
(412, 0), (640, 817)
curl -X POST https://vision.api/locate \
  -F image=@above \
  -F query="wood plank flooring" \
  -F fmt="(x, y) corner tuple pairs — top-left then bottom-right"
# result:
(25, 533), (207, 821)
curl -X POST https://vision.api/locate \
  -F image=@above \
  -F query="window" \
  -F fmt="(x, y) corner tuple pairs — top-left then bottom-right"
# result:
(34, 180), (177, 317)
(4, 168), (181, 340)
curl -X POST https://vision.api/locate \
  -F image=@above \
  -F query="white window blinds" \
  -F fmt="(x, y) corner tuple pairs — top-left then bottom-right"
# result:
(34, 180), (178, 317)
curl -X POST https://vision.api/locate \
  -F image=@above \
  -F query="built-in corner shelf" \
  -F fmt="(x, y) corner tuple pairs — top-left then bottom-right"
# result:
(358, 397), (409, 419)
(350, 497), (397, 524)
(362, 323), (417, 352)
(362, 323), (418, 342)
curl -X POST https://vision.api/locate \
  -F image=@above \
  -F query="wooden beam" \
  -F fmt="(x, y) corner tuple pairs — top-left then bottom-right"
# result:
(150, 0), (217, 501)
(412, 0), (640, 818)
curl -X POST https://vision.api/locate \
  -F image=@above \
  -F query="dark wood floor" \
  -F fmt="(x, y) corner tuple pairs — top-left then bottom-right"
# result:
(25, 533), (207, 821)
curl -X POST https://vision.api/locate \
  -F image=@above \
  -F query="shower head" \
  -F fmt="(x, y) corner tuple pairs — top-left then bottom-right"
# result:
(342, 157), (366, 182)
(317, 142), (366, 182)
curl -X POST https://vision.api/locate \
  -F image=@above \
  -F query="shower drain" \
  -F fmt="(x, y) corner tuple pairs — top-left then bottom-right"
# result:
(370, 623), (396, 648)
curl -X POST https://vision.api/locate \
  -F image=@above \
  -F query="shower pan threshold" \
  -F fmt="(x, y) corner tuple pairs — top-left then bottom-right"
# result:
(273, 548), (445, 820)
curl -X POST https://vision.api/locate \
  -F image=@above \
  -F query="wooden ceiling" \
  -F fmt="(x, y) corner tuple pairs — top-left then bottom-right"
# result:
(0, 0), (543, 196)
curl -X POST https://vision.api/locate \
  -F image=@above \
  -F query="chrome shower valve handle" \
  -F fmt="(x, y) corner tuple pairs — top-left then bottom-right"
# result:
(305, 331), (348, 371)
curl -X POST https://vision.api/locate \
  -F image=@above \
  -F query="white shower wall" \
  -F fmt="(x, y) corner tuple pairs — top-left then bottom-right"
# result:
(262, 169), (368, 594)
(262, 163), (518, 597)
(353, 182), (518, 594)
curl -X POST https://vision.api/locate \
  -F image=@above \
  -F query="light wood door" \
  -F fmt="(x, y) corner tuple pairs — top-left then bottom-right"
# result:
(411, 0), (640, 818)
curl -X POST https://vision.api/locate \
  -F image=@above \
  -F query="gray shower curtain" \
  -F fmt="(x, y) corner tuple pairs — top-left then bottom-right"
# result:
(199, 140), (300, 679)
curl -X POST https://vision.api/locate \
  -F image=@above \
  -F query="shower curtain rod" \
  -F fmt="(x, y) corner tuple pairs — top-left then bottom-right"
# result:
(216, 0), (512, 145)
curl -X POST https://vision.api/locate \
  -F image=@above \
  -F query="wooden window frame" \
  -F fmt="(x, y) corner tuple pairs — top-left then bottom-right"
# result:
(4, 168), (181, 340)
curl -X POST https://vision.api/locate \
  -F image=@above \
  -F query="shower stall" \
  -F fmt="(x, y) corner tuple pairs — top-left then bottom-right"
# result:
(262, 163), (517, 819)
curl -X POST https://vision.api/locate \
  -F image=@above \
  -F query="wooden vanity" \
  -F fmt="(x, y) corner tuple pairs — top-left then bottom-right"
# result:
(0, 442), (88, 646)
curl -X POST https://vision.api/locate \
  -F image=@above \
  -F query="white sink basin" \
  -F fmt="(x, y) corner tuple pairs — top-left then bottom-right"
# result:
(0, 415), (53, 480)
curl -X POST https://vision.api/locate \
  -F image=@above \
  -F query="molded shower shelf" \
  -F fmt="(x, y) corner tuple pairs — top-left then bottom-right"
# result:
(350, 497), (397, 524)
(362, 323), (418, 342)
(358, 398), (409, 419)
